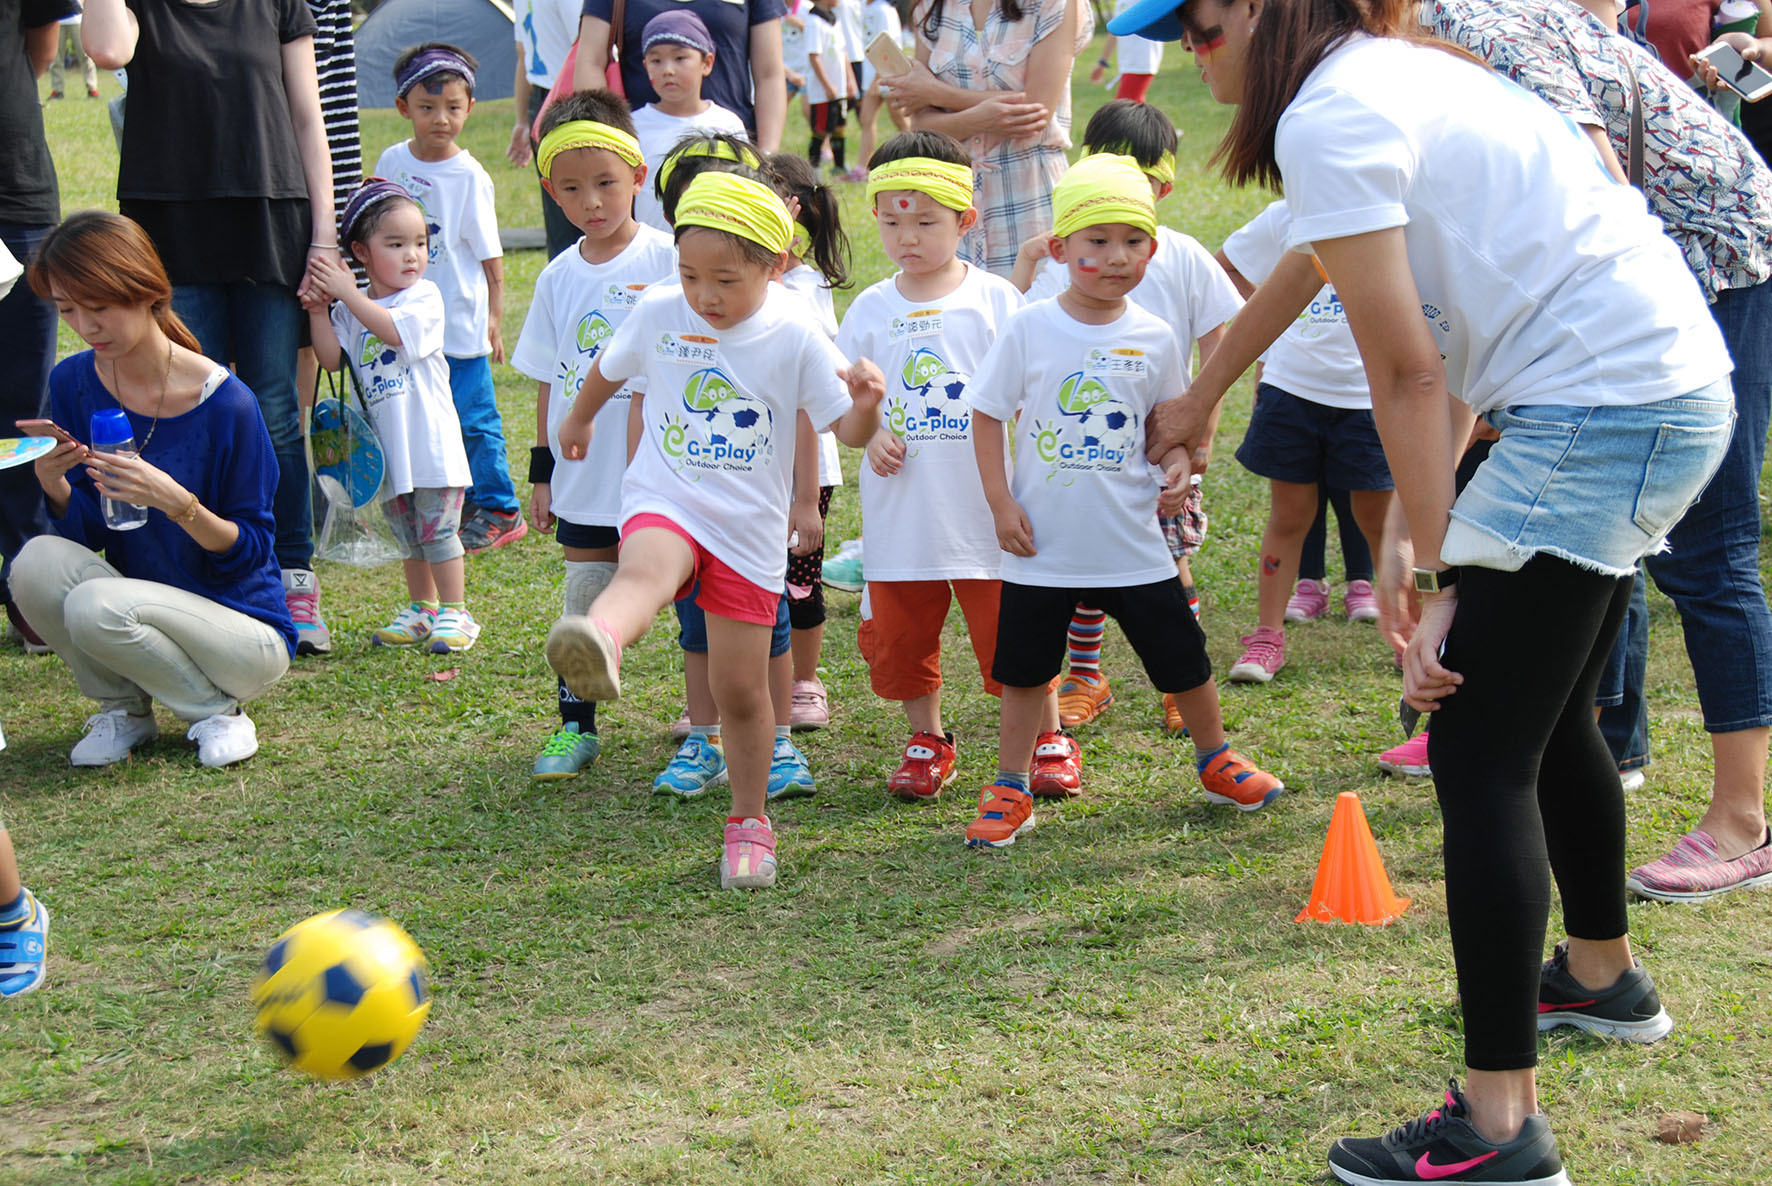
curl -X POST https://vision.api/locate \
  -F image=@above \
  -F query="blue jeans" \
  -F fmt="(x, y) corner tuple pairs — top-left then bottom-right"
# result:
(172, 282), (311, 571)
(1597, 567), (1649, 770)
(674, 590), (791, 657)
(446, 354), (519, 516)
(0, 222), (57, 604)
(1643, 277), (1772, 732)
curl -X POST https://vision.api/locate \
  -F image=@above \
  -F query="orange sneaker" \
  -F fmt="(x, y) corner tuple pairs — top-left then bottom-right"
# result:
(1028, 730), (1082, 798)
(1161, 693), (1189, 736)
(1057, 673), (1113, 728)
(965, 783), (1036, 849)
(1198, 746), (1284, 812)
(888, 731), (957, 800)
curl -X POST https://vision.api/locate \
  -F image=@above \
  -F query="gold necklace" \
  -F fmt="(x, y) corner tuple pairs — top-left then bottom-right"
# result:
(107, 337), (173, 453)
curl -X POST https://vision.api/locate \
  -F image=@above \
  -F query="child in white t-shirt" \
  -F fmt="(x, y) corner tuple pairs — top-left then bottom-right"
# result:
(964, 154), (1282, 850)
(546, 171), (885, 890)
(1218, 199), (1395, 688)
(376, 43), (522, 552)
(838, 131), (1049, 801)
(512, 92), (678, 781)
(305, 181), (477, 652)
(1011, 100), (1243, 737)
(629, 12), (748, 232)
(804, 0), (850, 174)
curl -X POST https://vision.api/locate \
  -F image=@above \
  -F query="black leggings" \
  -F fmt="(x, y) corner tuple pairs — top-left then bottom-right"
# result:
(1428, 556), (1634, 1071)
(787, 485), (833, 630)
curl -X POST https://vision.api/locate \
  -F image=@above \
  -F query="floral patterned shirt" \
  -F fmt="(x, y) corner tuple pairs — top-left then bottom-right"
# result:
(1424, 0), (1772, 301)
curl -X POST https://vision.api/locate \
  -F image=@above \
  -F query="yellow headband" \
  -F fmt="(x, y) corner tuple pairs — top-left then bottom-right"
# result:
(676, 172), (793, 256)
(790, 220), (812, 260)
(1087, 145), (1175, 185)
(865, 157), (974, 212)
(1051, 154), (1157, 240)
(537, 120), (643, 179)
(656, 138), (764, 199)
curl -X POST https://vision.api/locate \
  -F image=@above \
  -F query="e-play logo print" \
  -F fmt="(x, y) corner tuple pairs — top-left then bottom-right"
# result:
(658, 365), (775, 478)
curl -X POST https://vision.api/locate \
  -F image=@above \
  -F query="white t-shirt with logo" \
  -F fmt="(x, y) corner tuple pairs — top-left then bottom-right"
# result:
(804, 12), (847, 103)
(967, 298), (1185, 588)
(331, 279), (471, 495)
(836, 265), (1023, 581)
(598, 283), (855, 591)
(373, 142), (503, 359)
(780, 264), (844, 487)
(1276, 35), (1729, 413)
(510, 225), (678, 526)
(631, 102), (749, 233)
(514, 0), (583, 86)
(1028, 227), (1240, 381)
(1222, 200), (1370, 409)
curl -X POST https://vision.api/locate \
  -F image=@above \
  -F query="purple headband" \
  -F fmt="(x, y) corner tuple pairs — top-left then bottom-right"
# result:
(339, 178), (413, 244)
(394, 46), (477, 100)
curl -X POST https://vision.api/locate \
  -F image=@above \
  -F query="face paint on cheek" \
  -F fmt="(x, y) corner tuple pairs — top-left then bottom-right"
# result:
(1077, 257), (1101, 273)
(1197, 25), (1227, 53)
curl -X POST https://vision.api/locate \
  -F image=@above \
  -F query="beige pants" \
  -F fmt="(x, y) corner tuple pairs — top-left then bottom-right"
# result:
(49, 25), (98, 95)
(12, 536), (288, 722)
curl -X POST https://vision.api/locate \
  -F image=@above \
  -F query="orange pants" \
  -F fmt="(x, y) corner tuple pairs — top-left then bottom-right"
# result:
(858, 578), (1006, 700)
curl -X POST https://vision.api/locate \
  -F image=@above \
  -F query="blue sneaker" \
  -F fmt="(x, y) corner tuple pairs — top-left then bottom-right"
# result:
(0, 889), (49, 998)
(821, 539), (864, 592)
(532, 722), (600, 781)
(653, 734), (728, 798)
(766, 737), (816, 800)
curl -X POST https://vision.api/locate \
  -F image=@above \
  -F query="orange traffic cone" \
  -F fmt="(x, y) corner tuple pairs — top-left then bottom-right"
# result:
(1295, 791), (1411, 925)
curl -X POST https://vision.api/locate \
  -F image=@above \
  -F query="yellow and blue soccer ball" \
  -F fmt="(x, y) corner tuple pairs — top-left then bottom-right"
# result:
(251, 909), (431, 1079)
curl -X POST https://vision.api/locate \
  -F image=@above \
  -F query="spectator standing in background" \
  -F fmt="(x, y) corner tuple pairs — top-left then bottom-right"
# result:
(48, 3), (98, 99)
(510, 0), (583, 259)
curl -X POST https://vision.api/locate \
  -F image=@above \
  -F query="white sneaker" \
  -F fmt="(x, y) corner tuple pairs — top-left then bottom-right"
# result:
(70, 709), (158, 767)
(1620, 768), (1646, 793)
(187, 711), (258, 768)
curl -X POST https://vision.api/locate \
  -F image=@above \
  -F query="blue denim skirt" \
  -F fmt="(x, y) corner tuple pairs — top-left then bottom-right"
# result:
(1442, 378), (1734, 578)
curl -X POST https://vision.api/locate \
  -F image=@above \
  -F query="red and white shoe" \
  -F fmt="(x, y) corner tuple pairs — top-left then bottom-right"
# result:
(888, 731), (957, 800)
(1029, 730), (1082, 798)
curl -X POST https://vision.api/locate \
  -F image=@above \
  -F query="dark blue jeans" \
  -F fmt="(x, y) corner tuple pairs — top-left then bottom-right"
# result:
(172, 282), (311, 571)
(1597, 567), (1649, 771)
(1642, 277), (1772, 733)
(0, 223), (58, 605)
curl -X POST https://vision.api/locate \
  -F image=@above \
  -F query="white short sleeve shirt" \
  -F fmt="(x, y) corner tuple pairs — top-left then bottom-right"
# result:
(374, 143), (504, 359)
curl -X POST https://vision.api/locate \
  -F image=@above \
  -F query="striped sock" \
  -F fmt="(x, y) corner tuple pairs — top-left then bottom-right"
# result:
(994, 769), (1029, 792)
(1067, 606), (1106, 678)
(1181, 584), (1200, 618)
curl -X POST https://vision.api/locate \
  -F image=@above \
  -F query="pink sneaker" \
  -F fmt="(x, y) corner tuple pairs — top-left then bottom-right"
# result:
(1228, 625), (1286, 683)
(1284, 579), (1330, 623)
(720, 817), (778, 889)
(1378, 732), (1431, 777)
(790, 678), (829, 731)
(1627, 827), (1772, 902)
(1344, 579), (1379, 622)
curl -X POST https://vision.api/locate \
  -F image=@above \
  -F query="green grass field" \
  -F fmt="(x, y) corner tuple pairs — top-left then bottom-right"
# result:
(5, 53), (1771, 1185)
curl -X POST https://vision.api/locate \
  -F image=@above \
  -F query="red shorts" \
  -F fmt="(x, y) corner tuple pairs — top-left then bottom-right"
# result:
(621, 513), (781, 627)
(1115, 73), (1155, 103)
(858, 578), (1008, 700)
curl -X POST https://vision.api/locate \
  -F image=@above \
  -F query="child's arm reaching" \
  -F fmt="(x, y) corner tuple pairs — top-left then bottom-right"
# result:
(556, 361), (624, 461)
(789, 412), (824, 557)
(1156, 443), (1193, 517)
(309, 254), (403, 347)
(304, 301), (343, 374)
(481, 258), (506, 363)
(1009, 230), (1052, 294)
(830, 358), (885, 447)
(972, 410), (1034, 557)
(529, 381), (554, 534)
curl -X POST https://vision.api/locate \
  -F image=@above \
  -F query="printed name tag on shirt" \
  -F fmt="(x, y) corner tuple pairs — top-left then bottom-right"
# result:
(605, 283), (648, 308)
(888, 309), (944, 341)
(656, 332), (721, 364)
(1085, 347), (1148, 377)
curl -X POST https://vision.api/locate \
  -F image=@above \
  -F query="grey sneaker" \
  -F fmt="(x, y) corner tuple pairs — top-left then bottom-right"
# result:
(1537, 941), (1673, 1043)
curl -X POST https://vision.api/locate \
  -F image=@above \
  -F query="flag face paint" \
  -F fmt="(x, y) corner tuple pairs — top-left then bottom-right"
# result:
(1198, 25), (1226, 52)
(1077, 257), (1101, 273)
(894, 196), (914, 212)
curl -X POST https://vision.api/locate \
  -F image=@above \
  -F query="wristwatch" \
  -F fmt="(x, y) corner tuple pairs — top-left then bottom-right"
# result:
(1412, 565), (1461, 594)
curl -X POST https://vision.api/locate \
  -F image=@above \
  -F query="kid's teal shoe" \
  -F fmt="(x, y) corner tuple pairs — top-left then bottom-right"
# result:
(532, 723), (600, 780)
(653, 734), (728, 798)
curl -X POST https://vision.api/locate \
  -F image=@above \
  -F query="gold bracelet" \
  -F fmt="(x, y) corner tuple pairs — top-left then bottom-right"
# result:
(173, 492), (202, 526)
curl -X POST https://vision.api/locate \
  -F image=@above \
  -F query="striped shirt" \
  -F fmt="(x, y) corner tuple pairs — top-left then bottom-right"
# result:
(308, 0), (360, 218)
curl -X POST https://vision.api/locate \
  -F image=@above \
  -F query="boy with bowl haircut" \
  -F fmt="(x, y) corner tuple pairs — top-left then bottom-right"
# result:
(965, 154), (1284, 849)
(629, 12), (747, 232)
(377, 43), (525, 553)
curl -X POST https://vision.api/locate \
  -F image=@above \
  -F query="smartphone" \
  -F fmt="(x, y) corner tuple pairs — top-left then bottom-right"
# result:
(1696, 42), (1772, 102)
(865, 31), (912, 80)
(15, 418), (76, 445)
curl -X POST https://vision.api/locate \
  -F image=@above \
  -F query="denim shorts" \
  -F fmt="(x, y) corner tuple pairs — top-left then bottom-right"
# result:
(1236, 383), (1394, 491)
(1442, 379), (1734, 578)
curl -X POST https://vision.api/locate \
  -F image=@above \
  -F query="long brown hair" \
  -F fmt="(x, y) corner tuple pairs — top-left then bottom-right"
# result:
(26, 210), (202, 352)
(915, 0), (1026, 46)
(1212, 0), (1476, 190)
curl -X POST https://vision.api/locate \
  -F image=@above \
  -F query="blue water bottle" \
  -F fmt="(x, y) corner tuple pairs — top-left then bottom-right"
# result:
(89, 409), (149, 531)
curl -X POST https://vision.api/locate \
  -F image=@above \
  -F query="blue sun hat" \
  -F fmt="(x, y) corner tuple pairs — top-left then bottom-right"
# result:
(1107, 0), (1190, 42)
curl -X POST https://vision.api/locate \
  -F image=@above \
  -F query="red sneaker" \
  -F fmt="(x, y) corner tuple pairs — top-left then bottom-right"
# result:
(1029, 729), (1082, 798)
(888, 731), (957, 800)
(965, 783), (1035, 848)
(1198, 746), (1284, 812)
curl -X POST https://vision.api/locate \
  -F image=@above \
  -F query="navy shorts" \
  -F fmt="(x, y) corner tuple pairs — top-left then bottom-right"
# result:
(675, 588), (791, 657)
(556, 520), (619, 550)
(1236, 383), (1393, 491)
(992, 578), (1211, 693)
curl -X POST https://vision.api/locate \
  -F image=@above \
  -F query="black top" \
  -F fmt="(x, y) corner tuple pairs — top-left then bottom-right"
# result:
(0, 0), (80, 224)
(118, 0), (317, 201)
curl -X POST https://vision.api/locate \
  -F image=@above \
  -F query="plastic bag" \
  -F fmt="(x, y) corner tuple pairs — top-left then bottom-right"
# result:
(306, 365), (402, 568)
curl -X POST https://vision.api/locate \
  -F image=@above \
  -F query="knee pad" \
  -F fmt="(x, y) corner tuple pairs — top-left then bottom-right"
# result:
(564, 560), (617, 619)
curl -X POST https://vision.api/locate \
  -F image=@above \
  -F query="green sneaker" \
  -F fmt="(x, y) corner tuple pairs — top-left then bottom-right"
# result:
(821, 539), (864, 592)
(532, 722), (600, 780)
(653, 734), (728, 798)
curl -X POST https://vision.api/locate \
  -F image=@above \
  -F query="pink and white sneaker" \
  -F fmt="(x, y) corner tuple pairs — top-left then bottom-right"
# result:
(1228, 625), (1286, 683)
(1284, 578), (1330, 623)
(720, 817), (778, 889)
(1378, 732), (1432, 777)
(790, 678), (830, 731)
(1627, 827), (1772, 902)
(546, 617), (623, 700)
(1344, 579), (1380, 622)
